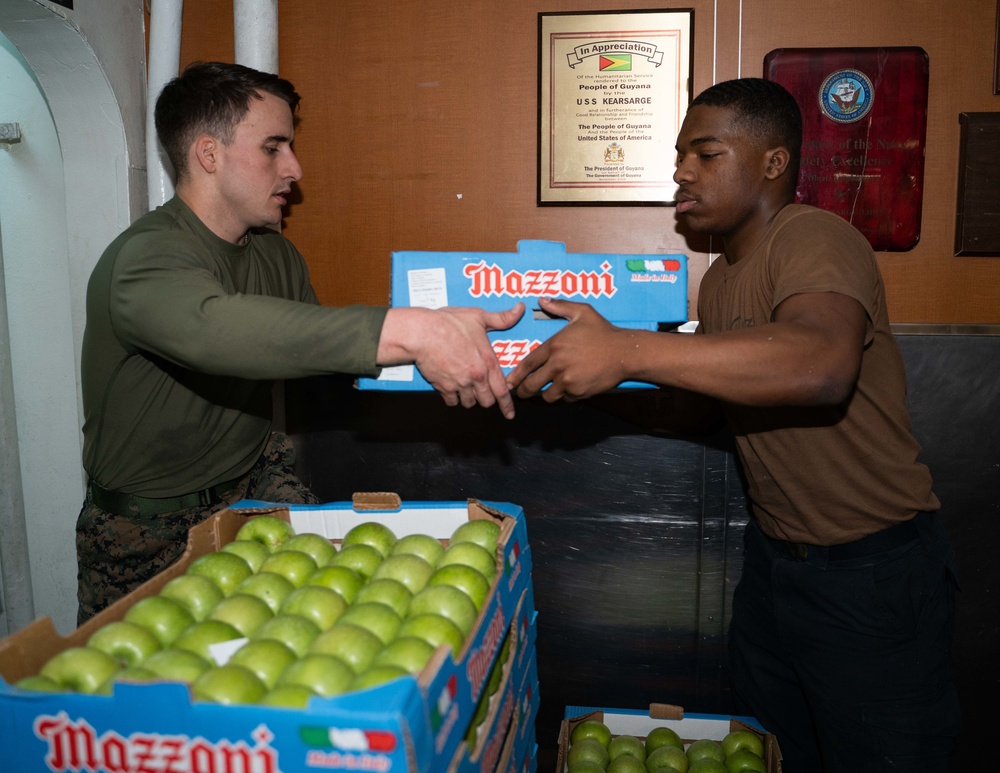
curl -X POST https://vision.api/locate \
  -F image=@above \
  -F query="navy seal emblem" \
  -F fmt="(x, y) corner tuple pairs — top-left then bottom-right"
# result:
(818, 69), (875, 124)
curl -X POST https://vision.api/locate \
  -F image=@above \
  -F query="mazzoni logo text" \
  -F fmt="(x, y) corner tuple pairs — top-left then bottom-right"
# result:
(491, 339), (542, 369)
(33, 712), (278, 773)
(465, 604), (507, 704)
(462, 261), (617, 299)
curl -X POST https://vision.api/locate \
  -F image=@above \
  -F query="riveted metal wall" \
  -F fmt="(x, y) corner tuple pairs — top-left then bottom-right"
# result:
(287, 331), (999, 772)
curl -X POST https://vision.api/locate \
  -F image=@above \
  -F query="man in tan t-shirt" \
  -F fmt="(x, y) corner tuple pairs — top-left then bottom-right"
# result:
(508, 78), (960, 773)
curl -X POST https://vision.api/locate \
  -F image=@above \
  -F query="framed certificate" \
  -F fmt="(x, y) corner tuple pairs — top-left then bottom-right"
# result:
(538, 9), (693, 205)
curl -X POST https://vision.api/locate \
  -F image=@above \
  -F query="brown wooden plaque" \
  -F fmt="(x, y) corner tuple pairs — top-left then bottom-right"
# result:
(955, 112), (1000, 256)
(764, 47), (929, 252)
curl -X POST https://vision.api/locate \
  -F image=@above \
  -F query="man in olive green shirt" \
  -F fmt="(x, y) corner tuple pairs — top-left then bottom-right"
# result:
(77, 61), (523, 622)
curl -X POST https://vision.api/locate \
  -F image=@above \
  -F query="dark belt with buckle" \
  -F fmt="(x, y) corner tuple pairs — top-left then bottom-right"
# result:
(88, 476), (243, 519)
(771, 513), (925, 562)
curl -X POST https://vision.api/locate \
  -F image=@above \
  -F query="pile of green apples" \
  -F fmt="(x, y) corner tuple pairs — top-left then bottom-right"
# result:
(16, 515), (502, 707)
(566, 719), (767, 773)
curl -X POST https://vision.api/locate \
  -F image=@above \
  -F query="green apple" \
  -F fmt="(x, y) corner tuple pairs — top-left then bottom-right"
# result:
(609, 734), (646, 763)
(436, 541), (496, 582)
(306, 565), (365, 604)
(252, 613), (322, 658)
(647, 745), (689, 773)
(97, 665), (160, 695)
(187, 551), (254, 595)
(341, 521), (397, 558)
(278, 653), (354, 698)
(281, 532), (338, 567)
(567, 738), (610, 770)
(280, 585), (348, 630)
(87, 620), (162, 668)
(142, 647), (211, 682)
(123, 595), (196, 647)
(427, 564), (491, 610)
(723, 750), (765, 773)
(350, 664), (408, 691)
(14, 675), (64, 692)
(687, 739), (726, 765)
(354, 578), (413, 618)
(234, 571), (295, 613)
(191, 664), (266, 705)
(337, 602), (403, 645)
(39, 647), (121, 693)
(310, 623), (384, 674)
(449, 519), (501, 554)
(172, 619), (244, 663)
(370, 553), (434, 595)
(329, 543), (383, 581)
(221, 539), (271, 573)
(396, 613), (465, 656)
(565, 762), (605, 773)
(721, 731), (764, 760)
(227, 638), (297, 689)
(646, 726), (685, 754)
(689, 760), (728, 773)
(234, 514), (296, 550)
(159, 574), (226, 622)
(607, 755), (648, 773)
(390, 533), (445, 565)
(260, 683), (316, 708)
(571, 719), (613, 748)
(208, 593), (274, 637)
(408, 584), (479, 636)
(371, 636), (435, 674)
(259, 549), (318, 587)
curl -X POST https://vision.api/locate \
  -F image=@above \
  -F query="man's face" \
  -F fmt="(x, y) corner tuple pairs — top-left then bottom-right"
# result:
(672, 104), (771, 238)
(216, 92), (302, 231)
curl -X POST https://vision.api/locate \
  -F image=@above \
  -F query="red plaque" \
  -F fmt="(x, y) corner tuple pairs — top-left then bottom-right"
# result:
(764, 47), (929, 251)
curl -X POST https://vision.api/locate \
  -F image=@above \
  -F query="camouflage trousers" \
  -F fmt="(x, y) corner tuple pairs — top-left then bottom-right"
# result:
(76, 433), (320, 625)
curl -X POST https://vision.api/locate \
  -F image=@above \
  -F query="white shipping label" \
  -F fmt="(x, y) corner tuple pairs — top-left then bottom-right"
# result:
(407, 267), (448, 309)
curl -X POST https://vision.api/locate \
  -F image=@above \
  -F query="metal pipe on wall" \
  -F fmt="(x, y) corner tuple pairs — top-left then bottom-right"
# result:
(234, 0), (278, 74)
(146, 0), (184, 210)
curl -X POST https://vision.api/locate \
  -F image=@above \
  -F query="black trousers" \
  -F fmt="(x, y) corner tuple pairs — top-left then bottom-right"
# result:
(728, 512), (962, 773)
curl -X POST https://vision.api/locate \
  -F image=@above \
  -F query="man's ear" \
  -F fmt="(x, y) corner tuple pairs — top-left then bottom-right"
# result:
(764, 146), (791, 180)
(192, 134), (219, 174)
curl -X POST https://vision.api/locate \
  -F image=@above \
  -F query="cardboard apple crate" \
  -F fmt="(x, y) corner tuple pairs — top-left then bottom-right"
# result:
(358, 239), (688, 391)
(491, 651), (540, 773)
(0, 495), (534, 773)
(557, 704), (783, 773)
(448, 583), (539, 773)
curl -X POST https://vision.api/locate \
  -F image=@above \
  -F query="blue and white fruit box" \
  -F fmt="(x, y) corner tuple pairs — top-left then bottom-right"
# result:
(358, 239), (687, 391)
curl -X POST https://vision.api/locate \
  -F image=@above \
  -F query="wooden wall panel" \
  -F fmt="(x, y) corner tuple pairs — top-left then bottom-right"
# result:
(174, 0), (1000, 324)
(739, 0), (1000, 322)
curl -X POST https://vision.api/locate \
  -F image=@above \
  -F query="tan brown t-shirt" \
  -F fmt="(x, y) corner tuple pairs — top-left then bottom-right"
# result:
(698, 204), (938, 545)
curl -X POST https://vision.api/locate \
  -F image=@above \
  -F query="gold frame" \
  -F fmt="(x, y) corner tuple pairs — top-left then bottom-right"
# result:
(537, 9), (693, 205)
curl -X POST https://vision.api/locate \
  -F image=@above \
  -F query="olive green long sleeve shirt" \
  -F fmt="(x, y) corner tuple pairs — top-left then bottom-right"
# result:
(82, 197), (387, 497)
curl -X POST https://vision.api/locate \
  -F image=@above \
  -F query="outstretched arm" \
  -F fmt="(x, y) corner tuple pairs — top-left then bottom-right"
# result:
(506, 292), (866, 408)
(378, 303), (526, 418)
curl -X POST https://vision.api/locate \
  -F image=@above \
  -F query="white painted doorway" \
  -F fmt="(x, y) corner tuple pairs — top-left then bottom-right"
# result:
(0, 1), (136, 636)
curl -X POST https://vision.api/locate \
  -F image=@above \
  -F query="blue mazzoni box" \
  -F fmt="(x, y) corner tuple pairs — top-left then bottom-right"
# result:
(558, 704), (782, 773)
(0, 495), (534, 773)
(358, 240), (688, 391)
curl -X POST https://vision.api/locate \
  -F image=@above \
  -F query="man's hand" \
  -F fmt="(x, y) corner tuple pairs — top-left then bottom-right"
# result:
(378, 303), (525, 418)
(506, 297), (631, 402)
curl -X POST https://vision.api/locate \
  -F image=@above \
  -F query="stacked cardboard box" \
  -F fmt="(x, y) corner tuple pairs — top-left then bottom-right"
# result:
(557, 704), (782, 773)
(0, 496), (539, 773)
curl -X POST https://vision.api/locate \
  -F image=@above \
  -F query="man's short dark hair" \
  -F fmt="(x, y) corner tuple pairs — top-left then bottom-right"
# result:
(154, 61), (301, 180)
(691, 78), (802, 180)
